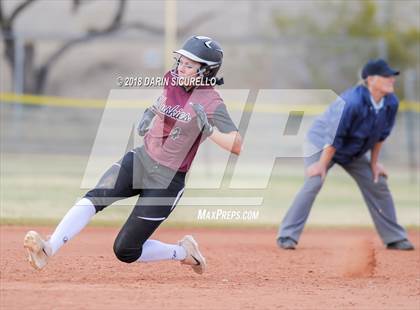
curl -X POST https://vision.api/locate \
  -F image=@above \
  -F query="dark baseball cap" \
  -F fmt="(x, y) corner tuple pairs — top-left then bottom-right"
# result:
(361, 59), (400, 79)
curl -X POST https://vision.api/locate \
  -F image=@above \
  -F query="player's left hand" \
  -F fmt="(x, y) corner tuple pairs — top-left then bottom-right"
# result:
(371, 162), (388, 183)
(191, 103), (214, 136)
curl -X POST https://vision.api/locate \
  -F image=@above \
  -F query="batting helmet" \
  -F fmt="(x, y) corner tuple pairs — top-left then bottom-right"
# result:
(173, 35), (224, 85)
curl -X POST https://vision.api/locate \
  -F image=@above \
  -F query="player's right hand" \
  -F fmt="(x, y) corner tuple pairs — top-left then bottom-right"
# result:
(306, 161), (327, 180)
(137, 108), (156, 136)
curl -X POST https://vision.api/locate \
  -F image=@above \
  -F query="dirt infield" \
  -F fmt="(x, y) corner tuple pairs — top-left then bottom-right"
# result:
(1, 226), (419, 310)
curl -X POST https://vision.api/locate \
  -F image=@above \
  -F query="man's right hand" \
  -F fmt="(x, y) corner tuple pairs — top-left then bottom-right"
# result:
(306, 161), (327, 180)
(306, 145), (335, 180)
(137, 108), (156, 136)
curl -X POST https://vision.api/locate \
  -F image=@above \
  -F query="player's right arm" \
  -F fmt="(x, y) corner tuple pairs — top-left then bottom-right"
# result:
(137, 108), (156, 136)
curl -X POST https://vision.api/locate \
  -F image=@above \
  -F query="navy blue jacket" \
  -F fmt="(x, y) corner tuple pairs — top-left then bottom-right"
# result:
(330, 85), (398, 165)
(307, 85), (398, 165)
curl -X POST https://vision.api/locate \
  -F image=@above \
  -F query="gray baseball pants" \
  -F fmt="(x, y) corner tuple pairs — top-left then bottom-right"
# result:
(278, 152), (408, 245)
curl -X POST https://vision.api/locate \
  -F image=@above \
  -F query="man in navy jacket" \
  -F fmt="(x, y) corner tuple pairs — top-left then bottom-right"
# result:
(277, 59), (414, 251)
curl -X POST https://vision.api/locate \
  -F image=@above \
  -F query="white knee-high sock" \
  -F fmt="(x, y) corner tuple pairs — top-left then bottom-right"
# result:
(48, 198), (96, 256)
(137, 240), (187, 262)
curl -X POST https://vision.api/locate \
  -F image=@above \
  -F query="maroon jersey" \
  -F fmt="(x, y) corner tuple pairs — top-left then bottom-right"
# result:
(144, 72), (237, 172)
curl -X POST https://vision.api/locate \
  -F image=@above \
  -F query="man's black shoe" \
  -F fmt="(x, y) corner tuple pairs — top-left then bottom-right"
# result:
(277, 237), (297, 250)
(387, 239), (414, 251)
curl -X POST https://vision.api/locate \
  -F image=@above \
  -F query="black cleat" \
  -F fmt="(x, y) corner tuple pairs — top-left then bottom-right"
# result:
(386, 239), (414, 251)
(277, 237), (297, 250)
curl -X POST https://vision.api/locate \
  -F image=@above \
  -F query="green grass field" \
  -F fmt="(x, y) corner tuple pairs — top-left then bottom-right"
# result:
(1, 153), (419, 228)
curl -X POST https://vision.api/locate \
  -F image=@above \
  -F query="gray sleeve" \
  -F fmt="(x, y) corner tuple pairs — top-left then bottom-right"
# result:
(210, 104), (238, 133)
(307, 97), (346, 146)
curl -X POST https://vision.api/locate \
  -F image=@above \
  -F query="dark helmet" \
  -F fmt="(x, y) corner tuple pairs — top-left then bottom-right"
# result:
(174, 35), (224, 84)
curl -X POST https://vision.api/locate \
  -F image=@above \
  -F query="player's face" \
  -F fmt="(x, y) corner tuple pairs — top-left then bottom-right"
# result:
(368, 75), (396, 94)
(176, 56), (202, 86)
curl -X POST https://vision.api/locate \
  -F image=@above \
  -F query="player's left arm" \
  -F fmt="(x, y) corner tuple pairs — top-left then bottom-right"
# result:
(209, 129), (242, 155)
(191, 102), (242, 155)
(208, 103), (242, 155)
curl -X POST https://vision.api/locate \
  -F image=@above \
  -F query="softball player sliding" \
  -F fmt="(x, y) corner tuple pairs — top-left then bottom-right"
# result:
(24, 36), (242, 274)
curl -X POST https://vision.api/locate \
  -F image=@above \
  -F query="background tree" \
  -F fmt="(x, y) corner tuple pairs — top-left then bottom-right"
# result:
(273, 0), (420, 95)
(0, 0), (215, 94)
